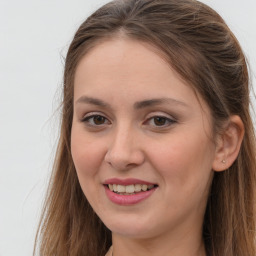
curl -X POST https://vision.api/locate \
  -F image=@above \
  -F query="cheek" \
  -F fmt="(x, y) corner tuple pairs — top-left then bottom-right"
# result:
(71, 127), (108, 209)
(147, 132), (215, 193)
(71, 127), (106, 181)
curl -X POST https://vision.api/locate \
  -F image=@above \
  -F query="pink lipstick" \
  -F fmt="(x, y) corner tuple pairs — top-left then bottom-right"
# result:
(103, 178), (158, 205)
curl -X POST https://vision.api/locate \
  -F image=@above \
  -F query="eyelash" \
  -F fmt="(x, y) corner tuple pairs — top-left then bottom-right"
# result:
(81, 113), (176, 129)
(144, 115), (176, 128)
(81, 114), (110, 127)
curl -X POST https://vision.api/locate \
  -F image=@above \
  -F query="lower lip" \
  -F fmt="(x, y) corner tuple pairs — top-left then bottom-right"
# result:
(104, 186), (157, 205)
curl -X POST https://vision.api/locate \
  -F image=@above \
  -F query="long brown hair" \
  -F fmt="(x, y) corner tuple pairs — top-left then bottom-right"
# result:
(34, 0), (256, 255)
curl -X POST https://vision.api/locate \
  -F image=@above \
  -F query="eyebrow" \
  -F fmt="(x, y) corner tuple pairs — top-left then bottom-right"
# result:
(134, 98), (188, 109)
(76, 96), (111, 108)
(75, 96), (188, 109)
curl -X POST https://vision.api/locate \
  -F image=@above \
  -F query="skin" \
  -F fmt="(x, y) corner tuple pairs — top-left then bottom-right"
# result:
(71, 38), (243, 256)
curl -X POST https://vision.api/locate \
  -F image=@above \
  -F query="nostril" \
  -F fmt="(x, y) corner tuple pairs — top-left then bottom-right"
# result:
(104, 150), (145, 171)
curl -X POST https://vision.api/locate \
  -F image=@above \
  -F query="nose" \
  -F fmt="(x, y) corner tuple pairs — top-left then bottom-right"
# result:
(104, 125), (145, 171)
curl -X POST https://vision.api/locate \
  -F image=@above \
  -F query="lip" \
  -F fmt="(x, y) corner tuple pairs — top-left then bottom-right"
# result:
(104, 186), (157, 205)
(104, 178), (156, 186)
(103, 178), (158, 205)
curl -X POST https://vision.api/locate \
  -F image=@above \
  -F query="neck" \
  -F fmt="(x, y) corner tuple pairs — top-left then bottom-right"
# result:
(111, 228), (206, 256)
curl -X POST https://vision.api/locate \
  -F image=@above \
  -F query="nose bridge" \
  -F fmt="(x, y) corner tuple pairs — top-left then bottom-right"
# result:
(114, 122), (132, 149)
(105, 121), (144, 170)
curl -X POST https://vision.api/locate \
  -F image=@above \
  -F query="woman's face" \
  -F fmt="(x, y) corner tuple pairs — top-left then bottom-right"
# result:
(71, 38), (217, 239)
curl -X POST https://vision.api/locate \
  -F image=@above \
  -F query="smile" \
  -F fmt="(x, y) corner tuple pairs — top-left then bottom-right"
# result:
(103, 179), (158, 205)
(107, 184), (155, 194)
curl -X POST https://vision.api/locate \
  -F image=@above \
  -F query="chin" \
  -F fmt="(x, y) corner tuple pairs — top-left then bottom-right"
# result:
(103, 214), (157, 239)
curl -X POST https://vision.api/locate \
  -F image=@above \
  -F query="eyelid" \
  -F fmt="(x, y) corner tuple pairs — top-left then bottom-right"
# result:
(145, 111), (176, 121)
(80, 112), (111, 127)
(81, 111), (108, 121)
(80, 111), (177, 128)
(143, 112), (177, 128)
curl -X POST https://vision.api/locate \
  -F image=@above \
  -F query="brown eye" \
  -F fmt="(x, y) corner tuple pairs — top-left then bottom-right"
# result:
(93, 115), (106, 125)
(145, 115), (176, 129)
(82, 114), (109, 126)
(153, 117), (168, 126)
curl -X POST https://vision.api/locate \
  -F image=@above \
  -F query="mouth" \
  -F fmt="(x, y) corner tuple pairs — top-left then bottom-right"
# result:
(105, 184), (158, 195)
(103, 178), (158, 205)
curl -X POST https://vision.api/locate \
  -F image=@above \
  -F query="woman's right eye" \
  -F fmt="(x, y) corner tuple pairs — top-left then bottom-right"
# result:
(81, 114), (110, 126)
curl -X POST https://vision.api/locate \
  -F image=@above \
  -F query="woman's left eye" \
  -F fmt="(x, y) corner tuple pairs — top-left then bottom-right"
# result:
(146, 116), (176, 128)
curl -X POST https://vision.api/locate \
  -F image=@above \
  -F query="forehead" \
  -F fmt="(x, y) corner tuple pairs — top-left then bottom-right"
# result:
(74, 38), (208, 113)
(75, 38), (172, 82)
(76, 39), (181, 90)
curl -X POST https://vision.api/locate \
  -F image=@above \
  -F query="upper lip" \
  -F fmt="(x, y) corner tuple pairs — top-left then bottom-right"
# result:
(103, 178), (157, 186)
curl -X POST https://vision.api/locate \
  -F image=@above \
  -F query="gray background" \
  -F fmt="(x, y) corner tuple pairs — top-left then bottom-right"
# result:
(0, 1), (255, 255)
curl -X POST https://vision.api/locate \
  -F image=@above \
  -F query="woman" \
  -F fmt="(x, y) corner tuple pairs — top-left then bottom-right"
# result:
(34, 0), (256, 255)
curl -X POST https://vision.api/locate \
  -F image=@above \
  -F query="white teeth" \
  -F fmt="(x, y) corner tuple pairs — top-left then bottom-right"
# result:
(117, 185), (126, 193)
(142, 184), (147, 191)
(108, 184), (155, 193)
(109, 184), (113, 191)
(125, 185), (135, 193)
(134, 184), (142, 192)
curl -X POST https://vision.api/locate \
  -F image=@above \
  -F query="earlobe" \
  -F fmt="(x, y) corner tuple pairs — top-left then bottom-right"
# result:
(212, 115), (244, 172)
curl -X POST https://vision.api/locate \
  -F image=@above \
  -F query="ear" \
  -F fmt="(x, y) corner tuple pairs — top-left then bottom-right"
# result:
(212, 115), (244, 172)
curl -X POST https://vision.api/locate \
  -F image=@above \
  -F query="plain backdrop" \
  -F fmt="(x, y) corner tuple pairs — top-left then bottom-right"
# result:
(0, 1), (255, 255)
